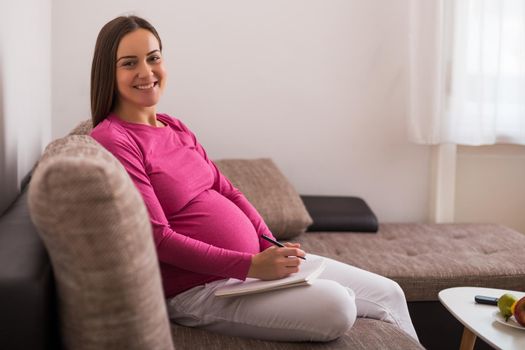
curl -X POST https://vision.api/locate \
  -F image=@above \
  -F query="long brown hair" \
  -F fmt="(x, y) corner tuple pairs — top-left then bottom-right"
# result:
(90, 15), (162, 127)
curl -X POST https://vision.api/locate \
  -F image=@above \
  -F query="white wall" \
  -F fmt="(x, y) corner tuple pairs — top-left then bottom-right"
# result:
(52, 0), (432, 222)
(0, 0), (51, 213)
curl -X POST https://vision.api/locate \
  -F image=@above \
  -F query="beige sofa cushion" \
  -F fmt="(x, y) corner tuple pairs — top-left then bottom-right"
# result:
(296, 223), (525, 301)
(215, 158), (313, 239)
(68, 119), (93, 136)
(28, 135), (174, 350)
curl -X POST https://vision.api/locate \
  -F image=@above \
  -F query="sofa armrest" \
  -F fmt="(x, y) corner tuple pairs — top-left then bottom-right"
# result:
(28, 135), (174, 350)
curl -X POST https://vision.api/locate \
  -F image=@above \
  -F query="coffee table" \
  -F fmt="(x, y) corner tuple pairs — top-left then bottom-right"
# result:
(439, 287), (525, 350)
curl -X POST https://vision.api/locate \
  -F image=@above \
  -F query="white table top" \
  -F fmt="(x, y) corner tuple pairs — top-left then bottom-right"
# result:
(439, 287), (525, 350)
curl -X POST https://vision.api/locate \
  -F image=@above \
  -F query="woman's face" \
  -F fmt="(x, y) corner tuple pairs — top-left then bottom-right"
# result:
(115, 28), (166, 112)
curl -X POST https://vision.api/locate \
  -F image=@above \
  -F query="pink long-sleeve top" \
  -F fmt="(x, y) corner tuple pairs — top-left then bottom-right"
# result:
(90, 113), (275, 297)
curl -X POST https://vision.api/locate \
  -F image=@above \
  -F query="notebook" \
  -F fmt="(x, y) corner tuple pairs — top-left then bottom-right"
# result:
(214, 256), (326, 297)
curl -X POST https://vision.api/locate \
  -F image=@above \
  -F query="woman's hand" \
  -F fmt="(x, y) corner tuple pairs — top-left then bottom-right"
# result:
(247, 243), (305, 280)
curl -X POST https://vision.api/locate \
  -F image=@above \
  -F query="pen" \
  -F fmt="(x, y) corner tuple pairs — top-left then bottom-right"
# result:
(261, 235), (306, 260)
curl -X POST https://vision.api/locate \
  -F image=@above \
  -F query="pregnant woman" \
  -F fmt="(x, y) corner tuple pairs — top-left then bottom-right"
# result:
(90, 15), (418, 342)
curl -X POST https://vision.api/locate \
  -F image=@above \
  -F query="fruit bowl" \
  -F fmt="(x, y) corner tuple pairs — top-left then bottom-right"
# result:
(493, 311), (525, 330)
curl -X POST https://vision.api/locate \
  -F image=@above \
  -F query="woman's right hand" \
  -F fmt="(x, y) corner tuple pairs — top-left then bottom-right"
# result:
(247, 245), (305, 280)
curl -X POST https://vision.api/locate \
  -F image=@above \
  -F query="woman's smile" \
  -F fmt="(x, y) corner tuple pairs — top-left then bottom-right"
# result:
(134, 81), (158, 90)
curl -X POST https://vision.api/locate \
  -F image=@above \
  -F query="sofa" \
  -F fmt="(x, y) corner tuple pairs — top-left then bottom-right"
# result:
(1, 120), (525, 350)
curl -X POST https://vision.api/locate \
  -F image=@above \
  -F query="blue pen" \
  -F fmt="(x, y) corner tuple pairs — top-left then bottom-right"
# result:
(261, 235), (306, 260)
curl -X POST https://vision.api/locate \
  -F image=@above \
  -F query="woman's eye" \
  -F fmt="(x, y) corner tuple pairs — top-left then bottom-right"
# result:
(149, 56), (161, 62)
(122, 61), (135, 67)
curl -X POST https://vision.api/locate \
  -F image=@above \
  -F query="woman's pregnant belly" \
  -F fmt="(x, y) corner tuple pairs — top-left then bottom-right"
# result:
(168, 189), (261, 254)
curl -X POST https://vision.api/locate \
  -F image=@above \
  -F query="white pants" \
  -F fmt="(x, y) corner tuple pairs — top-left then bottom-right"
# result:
(166, 254), (419, 342)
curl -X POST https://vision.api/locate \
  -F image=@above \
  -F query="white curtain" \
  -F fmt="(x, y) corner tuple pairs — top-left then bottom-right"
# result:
(409, 0), (525, 145)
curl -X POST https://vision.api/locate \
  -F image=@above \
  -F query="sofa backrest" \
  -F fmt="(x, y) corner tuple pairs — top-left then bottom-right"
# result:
(28, 135), (174, 350)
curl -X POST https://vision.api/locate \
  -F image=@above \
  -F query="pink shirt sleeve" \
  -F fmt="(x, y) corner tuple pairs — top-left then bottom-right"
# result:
(95, 129), (255, 280)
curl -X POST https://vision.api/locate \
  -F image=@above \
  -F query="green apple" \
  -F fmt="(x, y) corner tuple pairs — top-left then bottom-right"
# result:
(498, 293), (518, 321)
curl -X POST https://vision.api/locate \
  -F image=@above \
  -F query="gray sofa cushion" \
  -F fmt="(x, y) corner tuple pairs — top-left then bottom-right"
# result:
(68, 119), (93, 136)
(28, 135), (174, 350)
(296, 223), (525, 301)
(215, 158), (313, 239)
(171, 318), (423, 350)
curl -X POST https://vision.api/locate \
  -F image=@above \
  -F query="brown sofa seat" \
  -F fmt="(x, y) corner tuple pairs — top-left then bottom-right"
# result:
(170, 318), (423, 350)
(295, 223), (525, 301)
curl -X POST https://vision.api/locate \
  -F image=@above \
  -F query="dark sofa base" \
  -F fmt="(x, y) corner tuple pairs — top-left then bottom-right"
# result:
(408, 301), (492, 350)
(0, 190), (59, 350)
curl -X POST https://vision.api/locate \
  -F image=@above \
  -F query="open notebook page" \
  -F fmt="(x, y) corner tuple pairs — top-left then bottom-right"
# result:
(215, 256), (326, 297)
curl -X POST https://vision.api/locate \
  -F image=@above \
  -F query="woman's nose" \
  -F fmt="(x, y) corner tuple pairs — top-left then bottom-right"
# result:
(137, 61), (153, 78)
